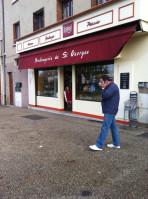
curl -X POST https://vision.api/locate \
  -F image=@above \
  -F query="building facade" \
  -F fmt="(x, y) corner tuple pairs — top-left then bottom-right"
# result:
(3, 0), (92, 107)
(3, 0), (148, 125)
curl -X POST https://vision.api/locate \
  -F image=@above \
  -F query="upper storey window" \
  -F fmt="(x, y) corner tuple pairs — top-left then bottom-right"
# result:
(33, 8), (44, 31)
(62, 0), (73, 19)
(92, 0), (109, 7)
(13, 22), (20, 43)
(57, 0), (73, 21)
(97, 0), (109, 5)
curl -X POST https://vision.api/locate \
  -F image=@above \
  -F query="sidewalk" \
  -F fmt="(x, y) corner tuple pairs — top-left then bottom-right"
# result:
(0, 106), (147, 199)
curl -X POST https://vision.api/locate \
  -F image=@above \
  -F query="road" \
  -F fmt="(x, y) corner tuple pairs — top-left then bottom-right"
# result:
(0, 106), (147, 199)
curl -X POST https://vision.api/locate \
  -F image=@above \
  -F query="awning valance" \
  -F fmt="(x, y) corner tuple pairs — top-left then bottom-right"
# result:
(19, 22), (137, 69)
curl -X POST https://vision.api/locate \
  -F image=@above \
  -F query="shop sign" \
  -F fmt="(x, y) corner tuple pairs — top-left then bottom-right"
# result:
(40, 29), (61, 45)
(34, 49), (90, 65)
(19, 22), (137, 70)
(77, 10), (113, 34)
(23, 37), (39, 50)
(63, 21), (74, 38)
(120, 73), (129, 89)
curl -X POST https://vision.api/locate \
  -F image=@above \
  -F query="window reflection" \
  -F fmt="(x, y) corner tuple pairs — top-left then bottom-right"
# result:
(36, 68), (58, 97)
(76, 62), (114, 101)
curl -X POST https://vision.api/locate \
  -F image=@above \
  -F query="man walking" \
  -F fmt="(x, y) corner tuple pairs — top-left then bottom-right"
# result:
(89, 75), (120, 151)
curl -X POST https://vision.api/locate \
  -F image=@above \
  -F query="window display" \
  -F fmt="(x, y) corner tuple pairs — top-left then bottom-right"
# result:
(76, 61), (114, 101)
(36, 68), (58, 97)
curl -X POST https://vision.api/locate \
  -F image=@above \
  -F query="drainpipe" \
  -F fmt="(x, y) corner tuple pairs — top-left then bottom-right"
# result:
(1, 0), (6, 105)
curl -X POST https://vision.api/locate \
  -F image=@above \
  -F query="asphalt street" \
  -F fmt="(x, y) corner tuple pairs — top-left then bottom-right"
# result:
(0, 106), (147, 199)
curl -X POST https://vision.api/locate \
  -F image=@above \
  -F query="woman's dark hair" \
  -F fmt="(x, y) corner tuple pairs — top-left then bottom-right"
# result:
(100, 75), (110, 82)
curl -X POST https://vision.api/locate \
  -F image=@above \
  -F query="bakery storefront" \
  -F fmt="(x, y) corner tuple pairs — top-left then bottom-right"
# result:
(17, 0), (148, 125)
(18, 22), (137, 121)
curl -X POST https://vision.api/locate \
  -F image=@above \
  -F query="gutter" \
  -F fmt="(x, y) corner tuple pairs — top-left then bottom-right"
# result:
(1, 0), (6, 105)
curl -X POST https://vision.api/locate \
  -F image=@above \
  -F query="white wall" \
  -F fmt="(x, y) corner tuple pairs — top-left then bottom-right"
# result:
(73, 0), (91, 15)
(116, 33), (148, 123)
(28, 69), (36, 105)
(58, 67), (64, 110)
(37, 96), (59, 109)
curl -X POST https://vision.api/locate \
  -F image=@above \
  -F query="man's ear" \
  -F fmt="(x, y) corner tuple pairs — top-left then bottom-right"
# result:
(106, 81), (110, 85)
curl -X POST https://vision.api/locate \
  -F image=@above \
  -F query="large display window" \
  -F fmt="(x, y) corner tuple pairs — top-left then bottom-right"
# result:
(36, 68), (58, 97)
(76, 61), (114, 101)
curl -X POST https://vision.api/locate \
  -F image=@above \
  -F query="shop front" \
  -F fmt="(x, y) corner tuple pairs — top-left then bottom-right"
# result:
(18, 22), (137, 124)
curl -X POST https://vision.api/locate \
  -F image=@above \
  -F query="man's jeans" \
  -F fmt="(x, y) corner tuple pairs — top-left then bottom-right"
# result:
(96, 113), (120, 149)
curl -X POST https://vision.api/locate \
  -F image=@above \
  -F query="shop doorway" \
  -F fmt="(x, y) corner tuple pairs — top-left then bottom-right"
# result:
(64, 66), (72, 111)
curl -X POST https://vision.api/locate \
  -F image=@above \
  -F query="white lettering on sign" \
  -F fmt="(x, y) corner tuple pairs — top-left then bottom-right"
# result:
(62, 51), (68, 58)
(35, 57), (53, 64)
(71, 50), (89, 59)
(34, 49), (90, 64)
(55, 55), (59, 60)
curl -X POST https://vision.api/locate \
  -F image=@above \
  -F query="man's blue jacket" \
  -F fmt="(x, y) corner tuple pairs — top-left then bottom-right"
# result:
(101, 82), (120, 115)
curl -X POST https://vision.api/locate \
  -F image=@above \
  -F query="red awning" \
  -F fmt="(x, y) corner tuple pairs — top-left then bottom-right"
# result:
(19, 22), (137, 69)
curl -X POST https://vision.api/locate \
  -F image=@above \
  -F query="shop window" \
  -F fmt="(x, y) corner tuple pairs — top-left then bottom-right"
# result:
(33, 8), (44, 31)
(13, 22), (20, 43)
(36, 68), (58, 98)
(76, 61), (114, 102)
(57, 0), (73, 21)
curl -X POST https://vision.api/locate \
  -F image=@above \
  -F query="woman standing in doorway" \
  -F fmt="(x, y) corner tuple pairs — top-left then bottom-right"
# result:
(64, 86), (72, 110)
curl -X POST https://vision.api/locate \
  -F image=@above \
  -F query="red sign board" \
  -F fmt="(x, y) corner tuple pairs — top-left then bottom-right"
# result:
(63, 21), (74, 38)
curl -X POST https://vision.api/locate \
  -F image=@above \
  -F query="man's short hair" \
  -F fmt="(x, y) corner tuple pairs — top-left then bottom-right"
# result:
(100, 75), (110, 82)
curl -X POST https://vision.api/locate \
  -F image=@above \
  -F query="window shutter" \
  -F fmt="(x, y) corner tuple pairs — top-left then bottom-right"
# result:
(91, 0), (97, 7)
(57, 0), (62, 21)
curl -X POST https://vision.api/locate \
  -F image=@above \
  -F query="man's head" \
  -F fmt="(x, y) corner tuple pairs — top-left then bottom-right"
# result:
(100, 75), (111, 88)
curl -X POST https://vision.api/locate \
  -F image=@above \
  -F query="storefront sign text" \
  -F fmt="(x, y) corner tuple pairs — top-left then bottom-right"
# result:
(77, 10), (113, 33)
(40, 29), (61, 45)
(34, 49), (89, 64)
(23, 37), (39, 49)
(87, 20), (100, 27)
(45, 35), (55, 41)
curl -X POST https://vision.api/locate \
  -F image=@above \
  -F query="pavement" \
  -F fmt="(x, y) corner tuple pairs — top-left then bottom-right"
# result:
(0, 105), (147, 199)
